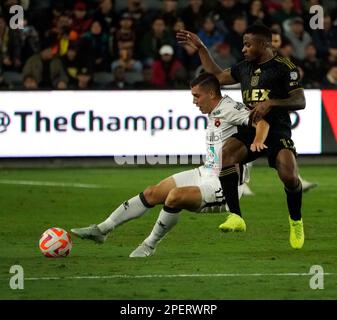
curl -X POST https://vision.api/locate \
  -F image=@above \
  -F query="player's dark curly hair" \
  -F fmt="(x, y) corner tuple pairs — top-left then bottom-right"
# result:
(244, 24), (272, 43)
(190, 72), (222, 97)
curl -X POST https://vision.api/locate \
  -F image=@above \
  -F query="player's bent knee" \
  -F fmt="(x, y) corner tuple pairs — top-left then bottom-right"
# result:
(281, 173), (299, 189)
(222, 139), (247, 166)
(143, 185), (161, 205)
(222, 148), (245, 166)
(227, 155), (239, 166)
(165, 188), (183, 208)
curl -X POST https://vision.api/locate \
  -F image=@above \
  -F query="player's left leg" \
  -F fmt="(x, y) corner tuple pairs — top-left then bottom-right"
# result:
(71, 177), (177, 244)
(275, 149), (304, 249)
(129, 186), (202, 257)
(219, 137), (249, 216)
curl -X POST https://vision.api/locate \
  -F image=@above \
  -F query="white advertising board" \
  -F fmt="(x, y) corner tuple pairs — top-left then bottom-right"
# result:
(0, 90), (321, 157)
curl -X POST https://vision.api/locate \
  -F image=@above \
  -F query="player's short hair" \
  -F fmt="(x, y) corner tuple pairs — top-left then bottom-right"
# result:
(244, 24), (272, 43)
(190, 72), (222, 97)
(271, 29), (281, 36)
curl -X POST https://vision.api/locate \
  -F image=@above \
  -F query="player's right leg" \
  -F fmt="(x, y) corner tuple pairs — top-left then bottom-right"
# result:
(130, 185), (203, 258)
(71, 176), (176, 244)
(130, 168), (202, 257)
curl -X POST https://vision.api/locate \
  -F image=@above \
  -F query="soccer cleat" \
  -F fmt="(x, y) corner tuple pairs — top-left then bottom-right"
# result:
(129, 242), (155, 258)
(219, 213), (247, 232)
(289, 217), (304, 249)
(71, 224), (107, 244)
(241, 183), (255, 196)
(301, 179), (318, 193)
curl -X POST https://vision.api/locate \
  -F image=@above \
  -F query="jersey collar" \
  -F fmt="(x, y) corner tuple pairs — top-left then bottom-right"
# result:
(210, 97), (225, 115)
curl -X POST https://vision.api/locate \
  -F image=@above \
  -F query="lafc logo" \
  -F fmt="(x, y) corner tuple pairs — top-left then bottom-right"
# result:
(243, 89), (270, 102)
(251, 69), (261, 86)
(251, 76), (259, 87)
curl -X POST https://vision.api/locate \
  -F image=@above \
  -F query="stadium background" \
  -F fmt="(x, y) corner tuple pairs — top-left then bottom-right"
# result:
(0, 0), (337, 302)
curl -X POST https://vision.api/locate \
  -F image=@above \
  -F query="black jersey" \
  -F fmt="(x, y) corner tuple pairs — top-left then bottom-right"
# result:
(231, 55), (303, 138)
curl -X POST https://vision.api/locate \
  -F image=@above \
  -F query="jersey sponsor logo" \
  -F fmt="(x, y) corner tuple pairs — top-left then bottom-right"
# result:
(243, 89), (270, 103)
(206, 130), (231, 143)
(206, 132), (220, 142)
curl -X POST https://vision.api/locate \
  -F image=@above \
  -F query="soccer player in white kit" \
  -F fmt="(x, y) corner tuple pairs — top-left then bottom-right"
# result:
(71, 73), (269, 257)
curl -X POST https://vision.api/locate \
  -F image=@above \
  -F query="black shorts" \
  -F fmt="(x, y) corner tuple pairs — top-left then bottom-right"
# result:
(232, 127), (297, 168)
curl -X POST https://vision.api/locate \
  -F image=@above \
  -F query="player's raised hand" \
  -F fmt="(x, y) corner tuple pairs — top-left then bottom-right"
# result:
(250, 100), (272, 123)
(176, 30), (204, 50)
(250, 141), (268, 152)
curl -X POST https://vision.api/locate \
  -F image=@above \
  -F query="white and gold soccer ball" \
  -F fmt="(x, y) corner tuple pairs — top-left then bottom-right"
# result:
(39, 227), (72, 258)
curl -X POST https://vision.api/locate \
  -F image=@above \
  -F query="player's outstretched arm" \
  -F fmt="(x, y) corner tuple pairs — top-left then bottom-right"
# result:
(176, 29), (237, 85)
(250, 119), (269, 152)
(251, 88), (306, 123)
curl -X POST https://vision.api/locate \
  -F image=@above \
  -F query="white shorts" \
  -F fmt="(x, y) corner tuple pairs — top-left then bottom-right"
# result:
(172, 166), (245, 213)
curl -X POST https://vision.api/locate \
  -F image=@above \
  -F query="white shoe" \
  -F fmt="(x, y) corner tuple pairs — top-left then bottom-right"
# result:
(71, 224), (107, 244)
(129, 242), (155, 258)
(301, 179), (318, 193)
(241, 183), (255, 196)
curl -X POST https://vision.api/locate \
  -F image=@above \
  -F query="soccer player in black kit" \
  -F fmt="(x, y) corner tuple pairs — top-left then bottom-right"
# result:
(177, 24), (305, 249)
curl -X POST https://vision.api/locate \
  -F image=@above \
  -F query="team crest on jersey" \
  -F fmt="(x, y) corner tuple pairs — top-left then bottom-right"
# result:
(250, 75), (259, 87)
(214, 118), (221, 127)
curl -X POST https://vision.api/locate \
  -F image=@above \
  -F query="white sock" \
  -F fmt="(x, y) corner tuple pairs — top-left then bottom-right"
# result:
(98, 194), (151, 234)
(144, 207), (180, 248)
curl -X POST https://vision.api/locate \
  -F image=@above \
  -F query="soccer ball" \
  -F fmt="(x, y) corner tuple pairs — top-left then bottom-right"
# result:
(39, 227), (72, 258)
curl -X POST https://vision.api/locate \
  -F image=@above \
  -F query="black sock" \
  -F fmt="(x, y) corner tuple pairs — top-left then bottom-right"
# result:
(163, 206), (181, 214)
(219, 166), (241, 216)
(285, 180), (302, 221)
(139, 192), (154, 208)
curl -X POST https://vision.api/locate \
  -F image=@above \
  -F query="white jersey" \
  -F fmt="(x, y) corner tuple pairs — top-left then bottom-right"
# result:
(203, 95), (251, 176)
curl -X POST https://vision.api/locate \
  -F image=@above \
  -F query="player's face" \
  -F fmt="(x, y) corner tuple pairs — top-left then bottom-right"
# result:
(191, 85), (213, 114)
(242, 33), (264, 61)
(272, 34), (282, 51)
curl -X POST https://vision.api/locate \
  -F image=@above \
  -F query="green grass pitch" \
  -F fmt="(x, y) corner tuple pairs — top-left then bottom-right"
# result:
(0, 165), (336, 300)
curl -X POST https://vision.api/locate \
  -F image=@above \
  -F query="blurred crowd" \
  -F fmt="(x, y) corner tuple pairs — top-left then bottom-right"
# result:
(0, 0), (337, 90)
